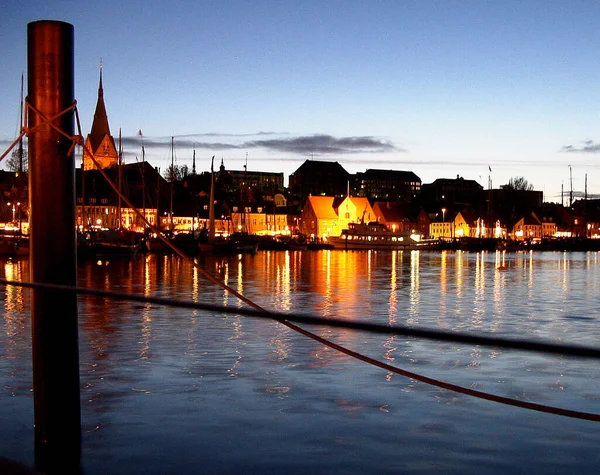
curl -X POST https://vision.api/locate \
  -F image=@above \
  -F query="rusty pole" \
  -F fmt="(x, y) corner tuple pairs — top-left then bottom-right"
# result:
(27, 20), (81, 472)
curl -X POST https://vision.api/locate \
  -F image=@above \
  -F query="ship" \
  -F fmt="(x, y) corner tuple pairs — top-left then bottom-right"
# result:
(329, 222), (441, 251)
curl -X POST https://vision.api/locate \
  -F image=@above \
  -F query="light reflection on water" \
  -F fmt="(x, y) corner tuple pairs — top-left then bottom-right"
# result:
(0, 250), (599, 473)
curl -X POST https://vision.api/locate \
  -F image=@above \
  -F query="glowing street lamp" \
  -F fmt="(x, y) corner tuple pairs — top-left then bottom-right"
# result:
(441, 208), (446, 222)
(7, 202), (18, 223)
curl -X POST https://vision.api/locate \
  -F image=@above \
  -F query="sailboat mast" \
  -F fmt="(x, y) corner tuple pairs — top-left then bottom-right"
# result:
(170, 136), (174, 232)
(142, 137), (146, 229)
(18, 72), (24, 233)
(18, 72), (24, 176)
(117, 128), (122, 229)
(208, 156), (215, 241)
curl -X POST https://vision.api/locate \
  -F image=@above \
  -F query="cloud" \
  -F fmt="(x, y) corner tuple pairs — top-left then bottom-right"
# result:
(120, 132), (402, 155)
(243, 134), (401, 154)
(561, 140), (600, 153)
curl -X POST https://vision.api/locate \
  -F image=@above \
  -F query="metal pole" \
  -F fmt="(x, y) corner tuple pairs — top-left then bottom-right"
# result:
(28, 20), (81, 473)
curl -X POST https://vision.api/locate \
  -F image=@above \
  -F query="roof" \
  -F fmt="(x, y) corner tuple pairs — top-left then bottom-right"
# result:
(290, 159), (349, 177)
(359, 169), (421, 182)
(88, 68), (114, 153)
(306, 195), (338, 219)
(373, 201), (421, 222)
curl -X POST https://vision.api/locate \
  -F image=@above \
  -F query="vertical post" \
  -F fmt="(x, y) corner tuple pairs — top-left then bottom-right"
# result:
(28, 20), (81, 473)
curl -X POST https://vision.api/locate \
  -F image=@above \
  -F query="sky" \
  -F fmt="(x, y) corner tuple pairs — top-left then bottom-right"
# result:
(2, 0), (600, 203)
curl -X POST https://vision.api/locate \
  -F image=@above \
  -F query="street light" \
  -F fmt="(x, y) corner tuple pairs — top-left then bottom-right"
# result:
(441, 208), (446, 222)
(7, 202), (17, 223)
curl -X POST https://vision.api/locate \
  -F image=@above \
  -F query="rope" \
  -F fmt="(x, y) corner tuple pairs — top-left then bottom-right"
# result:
(1, 277), (599, 422)
(1, 278), (598, 359)
(7, 104), (599, 421)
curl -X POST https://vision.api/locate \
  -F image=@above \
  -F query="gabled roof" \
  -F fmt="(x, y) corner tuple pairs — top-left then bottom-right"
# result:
(456, 210), (479, 225)
(373, 201), (421, 222)
(291, 159), (349, 177)
(340, 196), (371, 214)
(306, 195), (338, 219)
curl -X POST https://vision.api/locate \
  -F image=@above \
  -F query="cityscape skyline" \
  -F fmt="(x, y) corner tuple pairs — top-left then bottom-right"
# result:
(2, 1), (600, 202)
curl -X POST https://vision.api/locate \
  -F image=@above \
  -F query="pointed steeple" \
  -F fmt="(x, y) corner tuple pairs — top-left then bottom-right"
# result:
(83, 61), (118, 170)
(88, 63), (112, 153)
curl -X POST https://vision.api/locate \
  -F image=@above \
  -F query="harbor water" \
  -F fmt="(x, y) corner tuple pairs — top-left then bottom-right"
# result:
(1, 250), (599, 473)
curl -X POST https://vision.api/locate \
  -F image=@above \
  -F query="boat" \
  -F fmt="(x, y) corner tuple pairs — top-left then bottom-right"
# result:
(93, 229), (142, 257)
(329, 222), (441, 251)
(198, 156), (217, 253)
(228, 231), (259, 253)
(144, 232), (170, 253)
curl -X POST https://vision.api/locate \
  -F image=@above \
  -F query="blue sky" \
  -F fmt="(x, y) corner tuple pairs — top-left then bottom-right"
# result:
(2, 0), (600, 202)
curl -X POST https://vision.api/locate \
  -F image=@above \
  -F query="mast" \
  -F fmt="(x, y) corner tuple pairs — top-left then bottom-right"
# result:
(569, 165), (573, 208)
(242, 152), (248, 232)
(81, 159), (85, 230)
(117, 128), (122, 229)
(170, 136), (174, 233)
(209, 156), (215, 241)
(142, 134), (145, 229)
(18, 72), (24, 233)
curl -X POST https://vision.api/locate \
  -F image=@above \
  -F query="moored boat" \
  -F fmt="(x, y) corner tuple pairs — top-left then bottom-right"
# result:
(329, 222), (441, 251)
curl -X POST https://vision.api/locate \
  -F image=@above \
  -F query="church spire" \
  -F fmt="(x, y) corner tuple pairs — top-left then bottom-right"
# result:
(98, 57), (104, 99)
(89, 62), (111, 152)
(83, 61), (118, 170)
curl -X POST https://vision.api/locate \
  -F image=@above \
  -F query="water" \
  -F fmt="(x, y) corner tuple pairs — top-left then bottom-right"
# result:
(1, 250), (599, 474)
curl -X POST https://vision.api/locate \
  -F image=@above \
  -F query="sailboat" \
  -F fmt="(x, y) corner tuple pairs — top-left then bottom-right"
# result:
(143, 136), (170, 252)
(198, 156), (218, 252)
(224, 154), (259, 253)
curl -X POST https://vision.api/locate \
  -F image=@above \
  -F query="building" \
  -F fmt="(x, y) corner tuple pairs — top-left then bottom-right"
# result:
(488, 187), (543, 223)
(353, 169), (421, 201)
(289, 160), (350, 208)
(512, 214), (542, 240)
(76, 162), (168, 231)
(420, 176), (485, 210)
(300, 195), (377, 239)
(373, 201), (430, 236)
(82, 67), (118, 171)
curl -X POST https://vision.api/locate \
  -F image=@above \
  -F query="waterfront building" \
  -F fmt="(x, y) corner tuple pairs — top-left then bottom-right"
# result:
(420, 176), (485, 210)
(488, 187), (543, 223)
(511, 214), (542, 240)
(353, 169), (421, 201)
(429, 215), (455, 240)
(429, 210), (506, 240)
(289, 160), (350, 208)
(217, 158), (284, 203)
(531, 211), (558, 237)
(75, 162), (166, 231)
(373, 201), (430, 236)
(300, 195), (377, 239)
(82, 68), (118, 171)
(300, 196), (339, 240)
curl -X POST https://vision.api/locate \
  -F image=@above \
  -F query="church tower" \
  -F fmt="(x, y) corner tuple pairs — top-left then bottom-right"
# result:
(82, 65), (118, 170)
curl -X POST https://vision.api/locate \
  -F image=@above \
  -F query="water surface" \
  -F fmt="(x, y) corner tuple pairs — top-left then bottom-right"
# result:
(1, 250), (599, 473)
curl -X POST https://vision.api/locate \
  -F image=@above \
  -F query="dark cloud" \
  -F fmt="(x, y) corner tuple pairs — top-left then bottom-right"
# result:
(244, 134), (401, 154)
(121, 133), (401, 155)
(561, 140), (600, 153)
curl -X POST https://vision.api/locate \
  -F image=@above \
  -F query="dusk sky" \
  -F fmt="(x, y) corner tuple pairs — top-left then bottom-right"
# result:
(2, 1), (600, 202)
